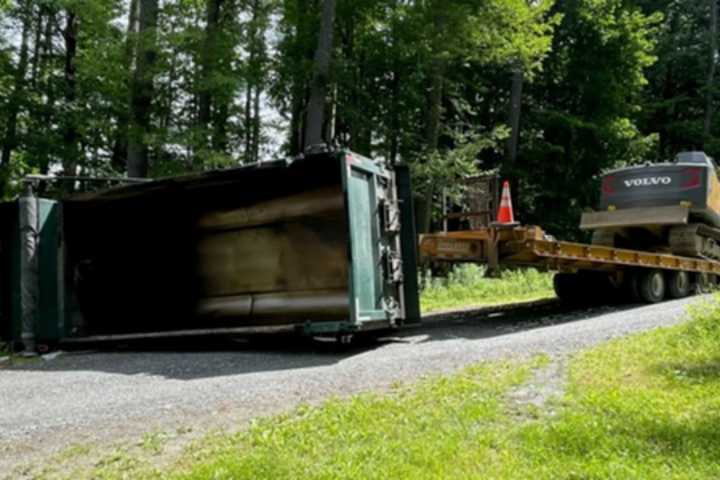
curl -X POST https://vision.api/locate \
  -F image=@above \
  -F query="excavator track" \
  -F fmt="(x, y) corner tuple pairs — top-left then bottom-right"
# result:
(669, 224), (720, 261)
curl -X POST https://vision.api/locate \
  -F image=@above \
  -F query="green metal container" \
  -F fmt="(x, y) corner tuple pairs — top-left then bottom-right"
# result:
(0, 198), (64, 349)
(1, 150), (420, 347)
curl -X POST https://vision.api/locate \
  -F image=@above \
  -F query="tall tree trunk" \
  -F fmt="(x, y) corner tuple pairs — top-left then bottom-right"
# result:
(213, 101), (229, 154)
(289, 86), (305, 155)
(304, 0), (336, 150)
(1, 3), (31, 170)
(419, 55), (445, 233)
(30, 7), (42, 87)
(704, 0), (718, 142)
(111, 0), (139, 171)
(419, 5), (448, 234)
(389, 69), (400, 165)
(388, 2), (401, 165)
(38, 8), (56, 174)
(506, 68), (524, 165)
(198, 0), (223, 139)
(252, 86), (261, 162)
(425, 57), (445, 153)
(244, 84), (253, 161)
(656, 63), (678, 158)
(244, 0), (260, 162)
(287, 0), (314, 155)
(127, 0), (159, 178)
(61, 10), (79, 178)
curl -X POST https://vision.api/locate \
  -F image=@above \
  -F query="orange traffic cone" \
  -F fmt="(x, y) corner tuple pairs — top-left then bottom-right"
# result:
(495, 181), (517, 225)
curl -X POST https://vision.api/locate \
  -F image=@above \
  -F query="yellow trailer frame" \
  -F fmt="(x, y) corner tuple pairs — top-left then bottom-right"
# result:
(419, 226), (720, 276)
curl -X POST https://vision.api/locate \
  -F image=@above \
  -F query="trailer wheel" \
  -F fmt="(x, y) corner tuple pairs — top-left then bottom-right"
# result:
(553, 273), (581, 304)
(695, 273), (716, 294)
(622, 271), (642, 303)
(638, 269), (666, 303)
(667, 271), (691, 299)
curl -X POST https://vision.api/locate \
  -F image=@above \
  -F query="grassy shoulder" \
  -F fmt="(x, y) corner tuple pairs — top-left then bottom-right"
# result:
(420, 264), (555, 313)
(506, 299), (720, 478)
(29, 296), (720, 479)
(177, 297), (720, 479)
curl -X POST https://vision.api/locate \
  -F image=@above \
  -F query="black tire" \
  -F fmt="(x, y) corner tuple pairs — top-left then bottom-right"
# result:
(695, 272), (716, 294)
(553, 273), (581, 304)
(666, 271), (691, 299)
(637, 269), (666, 303)
(555, 271), (621, 305)
(622, 270), (642, 303)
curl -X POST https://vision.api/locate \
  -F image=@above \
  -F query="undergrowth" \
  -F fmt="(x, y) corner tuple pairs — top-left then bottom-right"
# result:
(420, 263), (555, 312)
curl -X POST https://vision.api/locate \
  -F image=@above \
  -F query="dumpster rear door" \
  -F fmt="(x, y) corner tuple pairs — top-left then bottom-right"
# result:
(344, 154), (404, 327)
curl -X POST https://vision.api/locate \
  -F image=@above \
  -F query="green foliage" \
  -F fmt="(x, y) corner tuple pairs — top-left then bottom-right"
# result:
(0, 0), (716, 243)
(514, 0), (662, 238)
(420, 264), (555, 312)
(638, 1), (720, 161)
(410, 126), (508, 195)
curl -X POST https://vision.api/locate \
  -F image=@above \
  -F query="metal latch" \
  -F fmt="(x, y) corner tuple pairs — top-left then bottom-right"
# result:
(381, 245), (403, 283)
(381, 200), (401, 233)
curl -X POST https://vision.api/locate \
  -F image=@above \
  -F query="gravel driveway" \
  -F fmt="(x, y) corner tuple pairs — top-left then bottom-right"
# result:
(0, 296), (705, 473)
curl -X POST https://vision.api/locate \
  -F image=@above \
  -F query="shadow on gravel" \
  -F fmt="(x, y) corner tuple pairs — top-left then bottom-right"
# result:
(406, 302), (644, 344)
(3, 302), (648, 380)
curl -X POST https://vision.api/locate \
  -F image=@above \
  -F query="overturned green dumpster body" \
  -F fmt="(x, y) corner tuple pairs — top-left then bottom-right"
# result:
(0, 150), (419, 349)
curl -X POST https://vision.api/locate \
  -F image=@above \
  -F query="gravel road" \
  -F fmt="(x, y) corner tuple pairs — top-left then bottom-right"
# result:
(0, 296), (706, 473)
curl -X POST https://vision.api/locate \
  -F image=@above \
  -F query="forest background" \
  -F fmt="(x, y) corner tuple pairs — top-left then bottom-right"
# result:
(0, 0), (715, 237)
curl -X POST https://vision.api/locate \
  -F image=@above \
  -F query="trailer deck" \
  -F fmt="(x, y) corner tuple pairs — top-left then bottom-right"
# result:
(419, 225), (720, 303)
(419, 226), (720, 274)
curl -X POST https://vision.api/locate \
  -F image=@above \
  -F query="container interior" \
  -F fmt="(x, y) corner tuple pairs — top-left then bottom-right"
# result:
(0, 202), (18, 342)
(62, 157), (350, 336)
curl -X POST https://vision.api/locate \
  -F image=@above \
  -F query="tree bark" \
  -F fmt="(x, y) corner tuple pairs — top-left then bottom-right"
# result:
(198, 0), (223, 133)
(38, 8), (56, 174)
(704, 0), (718, 142)
(419, 5), (448, 234)
(289, 85), (305, 156)
(506, 68), (524, 165)
(61, 10), (79, 178)
(244, 83), (253, 161)
(425, 58), (445, 152)
(244, 0), (260, 162)
(304, 0), (336, 150)
(287, 0), (315, 155)
(252, 85), (261, 162)
(388, 2), (401, 165)
(419, 55), (445, 233)
(1, 3), (31, 169)
(30, 7), (43, 87)
(127, 0), (159, 178)
(111, 0), (139, 172)
(389, 68), (400, 165)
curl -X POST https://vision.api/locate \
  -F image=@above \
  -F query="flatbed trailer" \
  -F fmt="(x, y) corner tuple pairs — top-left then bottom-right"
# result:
(419, 225), (720, 304)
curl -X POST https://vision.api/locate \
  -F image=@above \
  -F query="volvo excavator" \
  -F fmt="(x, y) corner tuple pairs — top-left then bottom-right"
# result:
(581, 151), (720, 261)
(560, 151), (720, 302)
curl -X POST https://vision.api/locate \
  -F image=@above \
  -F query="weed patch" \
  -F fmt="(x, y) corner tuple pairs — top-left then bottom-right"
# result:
(420, 264), (555, 313)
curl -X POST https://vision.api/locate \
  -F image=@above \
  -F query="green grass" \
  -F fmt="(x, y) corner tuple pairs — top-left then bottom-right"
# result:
(174, 359), (544, 480)
(27, 296), (720, 479)
(502, 298), (720, 478)
(0, 341), (41, 368)
(174, 297), (720, 479)
(420, 264), (555, 313)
